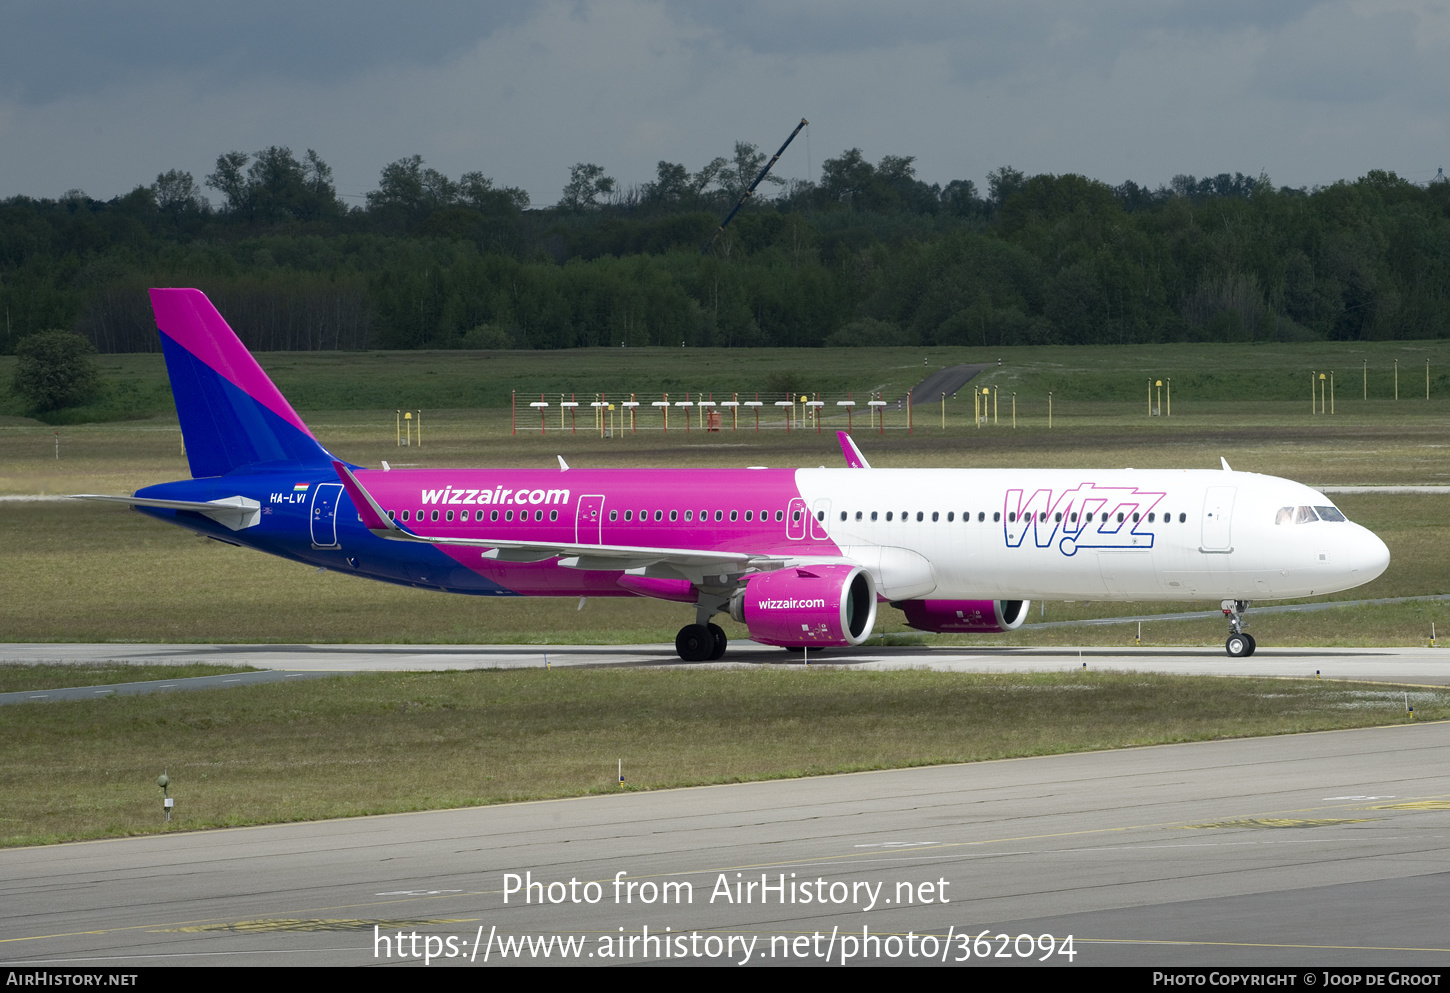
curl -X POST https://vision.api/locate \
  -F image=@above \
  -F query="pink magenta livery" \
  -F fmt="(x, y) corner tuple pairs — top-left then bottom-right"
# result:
(77, 289), (1391, 661)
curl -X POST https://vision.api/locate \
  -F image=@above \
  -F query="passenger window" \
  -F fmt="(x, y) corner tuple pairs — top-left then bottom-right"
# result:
(715, 510), (723, 522)
(670, 510), (678, 522)
(1178, 513), (1186, 523)
(775, 510), (783, 522)
(871, 511), (878, 521)
(490, 510), (499, 522)
(886, 512), (893, 522)
(916, 511), (924, 522)
(1117, 513), (1124, 523)
(731, 510), (739, 522)
(550, 510), (558, 522)
(979, 512), (986, 522)
(401, 510), (410, 521)
(1008, 512), (1016, 523)
(1132, 512), (1140, 522)
(993, 512), (1000, 522)
(446, 511), (454, 522)
(684, 510), (692, 521)
(654, 510), (663, 522)
(505, 510), (513, 521)
(388, 510), (396, 520)
(839, 512), (846, 522)
(610, 510), (618, 521)
(624, 510), (632, 521)
(855, 511), (862, 521)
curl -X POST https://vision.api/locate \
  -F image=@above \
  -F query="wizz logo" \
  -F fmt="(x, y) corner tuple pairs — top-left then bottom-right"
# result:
(1004, 483), (1166, 556)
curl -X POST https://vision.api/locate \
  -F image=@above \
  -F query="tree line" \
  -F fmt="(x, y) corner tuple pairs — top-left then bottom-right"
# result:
(2, 142), (1448, 355)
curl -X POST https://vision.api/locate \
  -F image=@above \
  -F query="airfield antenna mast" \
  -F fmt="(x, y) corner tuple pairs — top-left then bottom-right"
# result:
(702, 118), (809, 255)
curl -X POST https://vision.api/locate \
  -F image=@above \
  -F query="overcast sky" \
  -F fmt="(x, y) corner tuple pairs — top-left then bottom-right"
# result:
(2, 0), (1446, 206)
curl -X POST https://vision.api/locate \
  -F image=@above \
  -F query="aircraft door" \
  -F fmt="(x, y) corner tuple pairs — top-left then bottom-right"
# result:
(810, 498), (832, 540)
(310, 483), (344, 548)
(786, 497), (809, 540)
(1201, 486), (1236, 551)
(575, 495), (605, 544)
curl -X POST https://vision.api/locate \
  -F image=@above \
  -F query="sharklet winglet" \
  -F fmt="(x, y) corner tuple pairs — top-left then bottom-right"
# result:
(837, 430), (871, 469)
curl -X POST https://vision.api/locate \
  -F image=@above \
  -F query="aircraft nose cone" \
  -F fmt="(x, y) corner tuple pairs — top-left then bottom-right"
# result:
(1352, 525), (1391, 583)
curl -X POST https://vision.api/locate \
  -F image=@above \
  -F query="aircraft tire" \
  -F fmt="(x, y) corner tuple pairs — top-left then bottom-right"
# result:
(676, 624), (714, 662)
(1244, 634), (1257, 656)
(1225, 633), (1250, 658)
(707, 623), (727, 660)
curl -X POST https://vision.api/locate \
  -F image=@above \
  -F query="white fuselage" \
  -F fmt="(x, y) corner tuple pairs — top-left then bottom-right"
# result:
(796, 468), (1389, 602)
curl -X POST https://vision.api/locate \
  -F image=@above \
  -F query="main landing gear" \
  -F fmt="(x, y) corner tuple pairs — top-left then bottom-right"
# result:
(676, 622), (727, 662)
(676, 592), (730, 662)
(1222, 599), (1256, 657)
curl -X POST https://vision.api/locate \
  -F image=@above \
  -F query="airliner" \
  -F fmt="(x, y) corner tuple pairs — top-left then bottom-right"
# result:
(78, 289), (1391, 661)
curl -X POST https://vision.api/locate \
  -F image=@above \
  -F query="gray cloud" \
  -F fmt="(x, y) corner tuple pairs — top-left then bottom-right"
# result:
(1, 1), (1445, 203)
(1253, 4), (1426, 103)
(0, 0), (541, 103)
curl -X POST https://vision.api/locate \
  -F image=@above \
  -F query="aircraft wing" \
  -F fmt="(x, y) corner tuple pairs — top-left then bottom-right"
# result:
(331, 462), (791, 580)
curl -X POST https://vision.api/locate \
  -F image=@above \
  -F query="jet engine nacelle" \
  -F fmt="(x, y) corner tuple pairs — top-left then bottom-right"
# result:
(898, 598), (1030, 633)
(730, 564), (878, 648)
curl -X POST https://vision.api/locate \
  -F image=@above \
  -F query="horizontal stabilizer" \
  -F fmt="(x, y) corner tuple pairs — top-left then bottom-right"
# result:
(74, 493), (261, 531)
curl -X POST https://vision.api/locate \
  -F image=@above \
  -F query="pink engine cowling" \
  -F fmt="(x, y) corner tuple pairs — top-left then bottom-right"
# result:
(897, 599), (1031, 633)
(730, 564), (878, 647)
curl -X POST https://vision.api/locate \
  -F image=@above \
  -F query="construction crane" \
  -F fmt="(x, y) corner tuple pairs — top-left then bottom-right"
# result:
(701, 118), (809, 255)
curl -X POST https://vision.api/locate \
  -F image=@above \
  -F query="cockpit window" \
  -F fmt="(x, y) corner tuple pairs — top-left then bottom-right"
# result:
(1277, 504), (1346, 524)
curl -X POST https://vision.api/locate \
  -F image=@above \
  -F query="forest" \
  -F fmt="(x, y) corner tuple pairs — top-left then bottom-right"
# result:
(2, 142), (1448, 354)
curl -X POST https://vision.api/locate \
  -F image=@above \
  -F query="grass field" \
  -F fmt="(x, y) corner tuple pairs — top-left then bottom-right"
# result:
(3, 337), (1450, 423)
(0, 663), (259, 693)
(0, 490), (1444, 646)
(3, 667), (1446, 848)
(2, 341), (1448, 847)
(2, 342), (1450, 649)
(2, 383), (1446, 646)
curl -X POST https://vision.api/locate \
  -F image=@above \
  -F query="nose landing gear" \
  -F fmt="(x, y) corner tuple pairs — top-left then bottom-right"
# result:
(1222, 599), (1256, 657)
